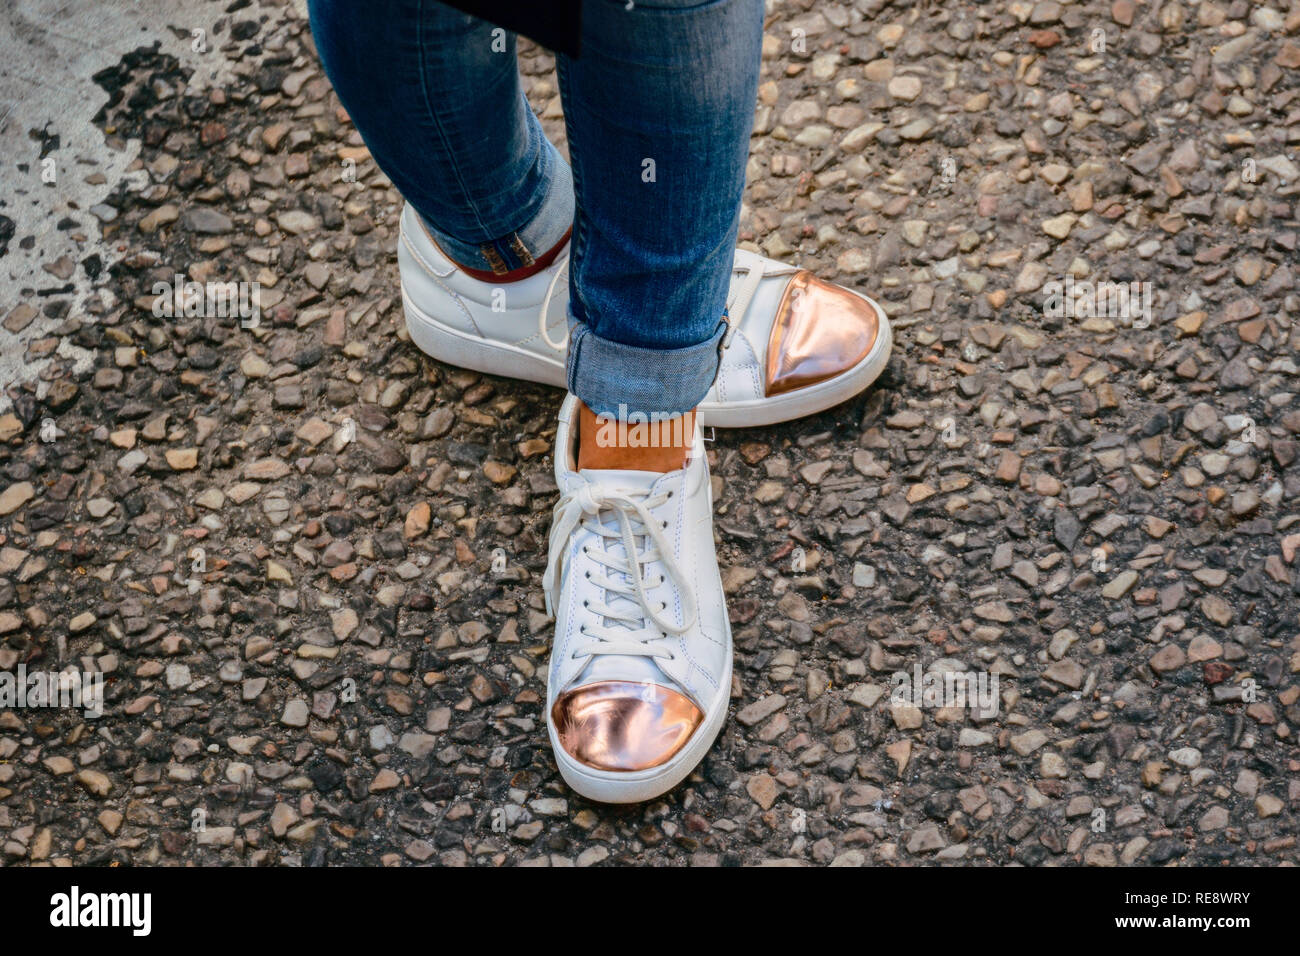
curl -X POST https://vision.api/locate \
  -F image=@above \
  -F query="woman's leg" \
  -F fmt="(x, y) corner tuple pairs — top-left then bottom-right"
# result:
(558, 0), (765, 420)
(307, 0), (572, 274)
(541, 0), (763, 801)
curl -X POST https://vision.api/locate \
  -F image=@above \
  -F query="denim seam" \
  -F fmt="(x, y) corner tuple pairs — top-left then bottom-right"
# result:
(414, 0), (496, 243)
(555, 54), (588, 332)
(509, 234), (535, 267)
(479, 244), (509, 274)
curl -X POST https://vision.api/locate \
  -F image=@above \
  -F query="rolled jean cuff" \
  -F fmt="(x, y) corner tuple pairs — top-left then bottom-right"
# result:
(420, 143), (574, 273)
(566, 317), (727, 419)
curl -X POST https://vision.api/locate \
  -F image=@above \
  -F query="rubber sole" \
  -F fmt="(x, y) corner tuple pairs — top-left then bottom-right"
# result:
(402, 283), (892, 429)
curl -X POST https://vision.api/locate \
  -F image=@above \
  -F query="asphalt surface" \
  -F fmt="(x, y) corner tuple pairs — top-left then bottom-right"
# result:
(1, 0), (1298, 866)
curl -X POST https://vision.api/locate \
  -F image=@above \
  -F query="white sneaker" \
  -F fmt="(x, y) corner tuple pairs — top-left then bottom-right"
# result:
(398, 202), (892, 427)
(541, 395), (731, 803)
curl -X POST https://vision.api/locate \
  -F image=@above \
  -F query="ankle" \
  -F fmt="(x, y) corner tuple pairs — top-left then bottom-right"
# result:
(576, 402), (695, 473)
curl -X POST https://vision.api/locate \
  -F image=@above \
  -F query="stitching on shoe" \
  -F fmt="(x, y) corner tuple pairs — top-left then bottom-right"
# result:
(400, 223), (454, 282)
(401, 226), (483, 338)
(556, 538), (581, 686)
(668, 474), (716, 693)
(718, 327), (761, 400)
(404, 210), (456, 278)
(734, 329), (762, 396)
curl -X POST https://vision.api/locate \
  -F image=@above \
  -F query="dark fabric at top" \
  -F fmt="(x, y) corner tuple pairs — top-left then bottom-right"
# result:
(437, 0), (582, 56)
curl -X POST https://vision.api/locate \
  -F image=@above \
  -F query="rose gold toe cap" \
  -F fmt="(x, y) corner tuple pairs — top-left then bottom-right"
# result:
(551, 681), (703, 772)
(765, 272), (882, 396)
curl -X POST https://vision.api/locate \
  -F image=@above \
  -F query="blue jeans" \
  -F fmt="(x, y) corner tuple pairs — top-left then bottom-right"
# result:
(308, 0), (764, 417)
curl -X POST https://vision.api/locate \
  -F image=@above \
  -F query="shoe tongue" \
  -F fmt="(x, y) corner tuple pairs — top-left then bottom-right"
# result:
(576, 468), (666, 489)
(573, 468), (678, 689)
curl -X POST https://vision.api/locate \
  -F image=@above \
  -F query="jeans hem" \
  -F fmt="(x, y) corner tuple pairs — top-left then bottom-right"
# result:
(566, 318), (726, 418)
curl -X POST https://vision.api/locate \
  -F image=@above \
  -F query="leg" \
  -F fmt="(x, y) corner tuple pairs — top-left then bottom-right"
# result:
(559, 0), (765, 420)
(543, 0), (764, 803)
(308, 0), (571, 273)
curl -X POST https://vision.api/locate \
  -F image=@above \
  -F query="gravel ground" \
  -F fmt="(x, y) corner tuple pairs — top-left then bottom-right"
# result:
(2, 0), (1298, 867)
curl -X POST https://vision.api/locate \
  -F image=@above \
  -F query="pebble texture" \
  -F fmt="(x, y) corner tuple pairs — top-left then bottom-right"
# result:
(1, 0), (1298, 866)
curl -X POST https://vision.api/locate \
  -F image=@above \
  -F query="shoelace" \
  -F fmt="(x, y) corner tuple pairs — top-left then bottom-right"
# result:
(543, 481), (698, 662)
(538, 253), (571, 351)
(536, 254), (798, 353)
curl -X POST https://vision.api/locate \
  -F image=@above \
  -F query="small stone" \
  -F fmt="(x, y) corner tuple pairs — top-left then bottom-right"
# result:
(1010, 729), (1048, 755)
(737, 694), (786, 727)
(852, 563), (876, 588)
(887, 75), (922, 101)
(747, 773), (779, 809)
(183, 207), (233, 234)
(139, 204), (180, 233)
(332, 608), (359, 640)
(1186, 634), (1222, 662)
(166, 448), (198, 470)
(276, 210), (319, 234)
(0, 482), (35, 516)
(1150, 645), (1186, 673)
(906, 825), (947, 854)
(245, 458), (291, 481)
(1255, 794), (1283, 818)
(281, 699), (310, 727)
(270, 803), (300, 838)
(77, 770), (112, 797)
(1042, 213), (1076, 239)
(1101, 570), (1138, 599)
(405, 502), (431, 538)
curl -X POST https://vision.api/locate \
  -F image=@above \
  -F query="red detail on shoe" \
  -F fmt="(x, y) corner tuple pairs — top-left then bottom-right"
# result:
(431, 225), (572, 284)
